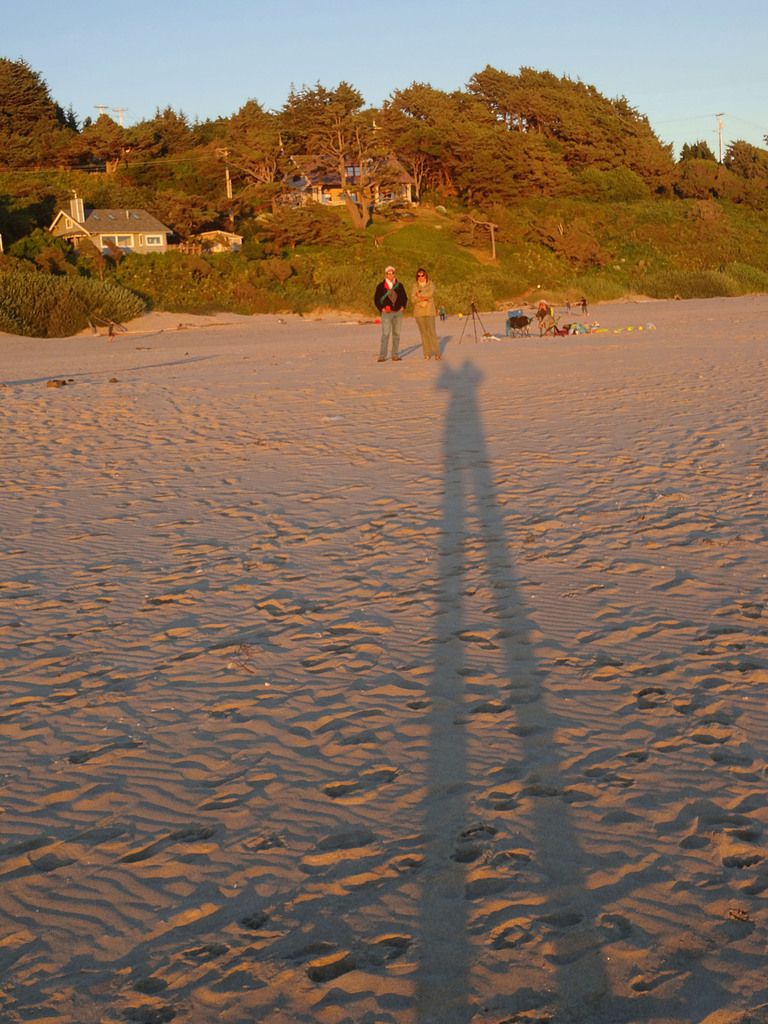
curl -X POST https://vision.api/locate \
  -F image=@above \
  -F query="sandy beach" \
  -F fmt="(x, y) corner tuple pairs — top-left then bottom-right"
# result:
(1, 295), (767, 1024)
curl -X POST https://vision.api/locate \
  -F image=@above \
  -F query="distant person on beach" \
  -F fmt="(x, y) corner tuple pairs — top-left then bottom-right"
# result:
(535, 300), (552, 326)
(580, 296), (588, 315)
(438, 305), (446, 321)
(536, 299), (557, 336)
(412, 267), (441, 360)
(374, 265), (408, 362)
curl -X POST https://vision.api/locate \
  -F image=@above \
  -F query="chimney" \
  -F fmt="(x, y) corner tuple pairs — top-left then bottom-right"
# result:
(70, 191), (85, 223)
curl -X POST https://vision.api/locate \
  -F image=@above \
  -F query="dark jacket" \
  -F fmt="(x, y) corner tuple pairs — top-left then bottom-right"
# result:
(374, 279), (408, 312)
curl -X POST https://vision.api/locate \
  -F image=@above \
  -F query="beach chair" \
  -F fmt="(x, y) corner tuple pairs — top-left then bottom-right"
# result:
(538, 313), (558, 336)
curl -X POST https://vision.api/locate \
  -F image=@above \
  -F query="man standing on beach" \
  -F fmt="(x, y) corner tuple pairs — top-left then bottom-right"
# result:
(374, 265), (407, 362)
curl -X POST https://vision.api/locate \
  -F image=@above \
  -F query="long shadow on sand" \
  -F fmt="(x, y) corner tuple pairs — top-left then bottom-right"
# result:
(416, 360), (631, 1023)
(1, 355), (217, 388)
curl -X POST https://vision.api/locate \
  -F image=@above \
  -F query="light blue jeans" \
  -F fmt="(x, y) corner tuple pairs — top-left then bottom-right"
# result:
(379, 310), (403, 359)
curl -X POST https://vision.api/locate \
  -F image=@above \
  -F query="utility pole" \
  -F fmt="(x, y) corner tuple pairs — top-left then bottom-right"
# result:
(216, 148), (233, 200)
(716, 112), (725, 163)
(112, 107), (128, 127)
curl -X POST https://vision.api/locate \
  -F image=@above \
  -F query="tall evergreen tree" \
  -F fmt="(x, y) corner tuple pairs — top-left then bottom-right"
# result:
(0, 57), (66, 134)
(0, 57), (71, 167)
(224, 100), (283, 188)
(128, 107), (192, 158)
(382, 83), (479, 197)
(280, 82), (387, 228)
(679, 140), (717, 162)
(467, 66), (674, 190)
(72, 113), (127, 170)
(724, 140), (768, 180)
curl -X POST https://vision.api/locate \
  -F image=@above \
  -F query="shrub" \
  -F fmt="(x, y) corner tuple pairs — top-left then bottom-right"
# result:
(8, 228), (75, 271)
(568, 273), (628, 304)
(637, 268), (742, 299)
(114, 252), (225, 313)
(309, 259), (369, 310)
(722, 261), (768, 293)
(264, 258), (294, 283)
(437, 279), (496, 314)
(0, 266), (145, 336)
(576, 167), (650, 201)
(261, 205), (355, 254)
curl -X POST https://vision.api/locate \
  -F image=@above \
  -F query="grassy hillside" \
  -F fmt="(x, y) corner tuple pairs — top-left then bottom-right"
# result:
(114, 198), (768, 317)
(4, 194), (768, 330)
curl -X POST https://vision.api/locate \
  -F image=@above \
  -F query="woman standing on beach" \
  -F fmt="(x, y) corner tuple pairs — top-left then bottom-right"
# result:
(412, 268), (441, 360)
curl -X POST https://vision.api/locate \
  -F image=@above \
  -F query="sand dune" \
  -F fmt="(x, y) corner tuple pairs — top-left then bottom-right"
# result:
(1, 296), (767, 1023)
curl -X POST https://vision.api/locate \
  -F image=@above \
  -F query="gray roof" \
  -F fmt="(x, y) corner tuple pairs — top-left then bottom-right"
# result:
(83, 209), (171, 234)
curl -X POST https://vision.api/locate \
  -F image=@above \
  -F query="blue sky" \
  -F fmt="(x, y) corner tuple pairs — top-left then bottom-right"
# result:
(4, 0), (767, 156)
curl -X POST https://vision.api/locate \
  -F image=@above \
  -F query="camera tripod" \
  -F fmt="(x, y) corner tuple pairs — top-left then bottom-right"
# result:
(458, 302), (490, 344)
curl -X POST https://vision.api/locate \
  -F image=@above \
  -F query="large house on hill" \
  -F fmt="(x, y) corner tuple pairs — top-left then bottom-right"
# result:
(49, 195), (172, 254)
(281, 155), (416, 208)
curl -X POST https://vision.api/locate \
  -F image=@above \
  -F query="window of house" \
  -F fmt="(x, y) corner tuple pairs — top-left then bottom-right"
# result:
(145, 235), (163, 246)
(101, 234), (134, 248)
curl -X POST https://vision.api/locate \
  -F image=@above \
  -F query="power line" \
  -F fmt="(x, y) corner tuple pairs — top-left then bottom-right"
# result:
(728, 114), (768, 135)
(0, 151), (228, 175)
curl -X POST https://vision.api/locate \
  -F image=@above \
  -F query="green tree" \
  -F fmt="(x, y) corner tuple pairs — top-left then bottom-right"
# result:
(128, 107), (191, 158)
(382, 83), (471, 196)
(8, 227), (75, 273)
(453, 121), (570, 201)
(224, 100), (283, 187)
(151, 191), (218, 239)
(280, 82), (387, 228)
(62, 104), (79, 131)
(467, 66), (675, 191)
(385, 80), (571, 202)
(679, 140), (717, 162)
(261, 205), (355, 254)
(675, 159), (740, 200)
(0, 58), (66, 135)
(70, 113), (127, 170)
(724, 140), (768, 180)
(0, 58), (72, 168)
